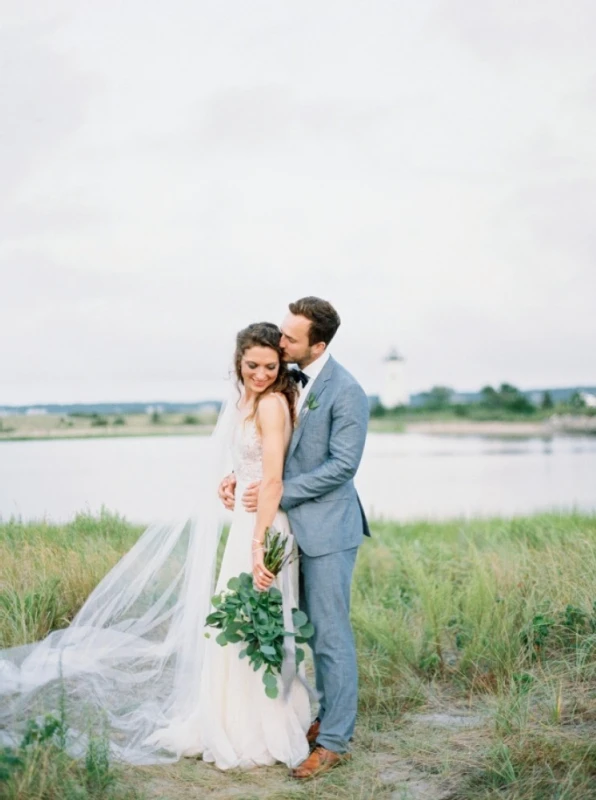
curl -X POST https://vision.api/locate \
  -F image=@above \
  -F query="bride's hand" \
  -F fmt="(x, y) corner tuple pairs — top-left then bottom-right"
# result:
(252, 548), (275, 592)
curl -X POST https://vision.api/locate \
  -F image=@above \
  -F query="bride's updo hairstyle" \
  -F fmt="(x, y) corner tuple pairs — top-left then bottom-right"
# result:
(234, 322), (298, 426)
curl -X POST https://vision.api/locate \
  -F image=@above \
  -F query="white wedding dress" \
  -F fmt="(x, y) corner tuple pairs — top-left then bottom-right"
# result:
(0, 394), (310, 770)
(191, 400), (310, 769)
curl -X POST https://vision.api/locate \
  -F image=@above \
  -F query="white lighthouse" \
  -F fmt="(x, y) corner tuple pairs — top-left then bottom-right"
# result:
(380, 347), (409, 409)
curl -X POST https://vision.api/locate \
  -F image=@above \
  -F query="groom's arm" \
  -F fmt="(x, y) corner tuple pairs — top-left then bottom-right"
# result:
(280, 383), (369, 510)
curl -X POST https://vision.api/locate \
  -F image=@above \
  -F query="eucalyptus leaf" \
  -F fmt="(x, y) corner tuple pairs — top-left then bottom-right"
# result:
(292, 610), (308, 628)
(264, 683), (279, 699)
(298, 622), (314, 639)
(263, 671), (277, 688)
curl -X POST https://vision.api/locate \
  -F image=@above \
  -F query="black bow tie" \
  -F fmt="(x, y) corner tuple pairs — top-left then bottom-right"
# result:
(289, 368), (309, 388)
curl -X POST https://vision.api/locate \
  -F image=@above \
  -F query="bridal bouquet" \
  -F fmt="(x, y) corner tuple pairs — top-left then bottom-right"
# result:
(205, 527), (313, 699)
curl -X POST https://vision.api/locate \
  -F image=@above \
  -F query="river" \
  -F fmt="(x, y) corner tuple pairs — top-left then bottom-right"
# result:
(2, 433), (595, 523)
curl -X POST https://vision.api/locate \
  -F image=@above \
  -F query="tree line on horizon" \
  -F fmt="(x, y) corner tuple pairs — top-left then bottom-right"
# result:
(372, 383), (594, 418)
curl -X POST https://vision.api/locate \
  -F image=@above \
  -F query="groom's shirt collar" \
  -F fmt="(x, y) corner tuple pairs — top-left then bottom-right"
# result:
(295, 350), (330, 413)
(302, 350), (330, 383)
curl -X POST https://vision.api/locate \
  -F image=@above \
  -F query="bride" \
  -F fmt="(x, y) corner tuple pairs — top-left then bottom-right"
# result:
(0, 322), (311, 769)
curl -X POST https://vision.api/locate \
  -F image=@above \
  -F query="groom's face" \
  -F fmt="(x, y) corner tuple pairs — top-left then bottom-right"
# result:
(280, 312), (324, 368)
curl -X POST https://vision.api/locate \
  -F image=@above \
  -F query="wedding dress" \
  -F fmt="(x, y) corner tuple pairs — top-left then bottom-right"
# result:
(0, 392), (310, 769)
(182, 398), (310, 768)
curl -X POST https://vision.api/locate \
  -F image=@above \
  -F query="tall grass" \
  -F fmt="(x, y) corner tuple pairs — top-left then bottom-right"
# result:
(354, 514), (596, 701)
(0, 511), (145, 798)
(2, 511), (596, 798)
(0, 510), (143, 647)
(0, 683), (141, 800)
(353, 514), (596, 798)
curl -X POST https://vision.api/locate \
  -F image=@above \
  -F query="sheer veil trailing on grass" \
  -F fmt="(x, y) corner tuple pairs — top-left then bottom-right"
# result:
(0, 393), (237, 765)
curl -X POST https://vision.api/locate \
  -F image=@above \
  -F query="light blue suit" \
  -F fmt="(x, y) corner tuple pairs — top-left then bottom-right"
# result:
(281, 356), (370, 753)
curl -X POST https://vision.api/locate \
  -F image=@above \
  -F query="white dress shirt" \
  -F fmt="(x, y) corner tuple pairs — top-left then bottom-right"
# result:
(295, 350), (331, 413)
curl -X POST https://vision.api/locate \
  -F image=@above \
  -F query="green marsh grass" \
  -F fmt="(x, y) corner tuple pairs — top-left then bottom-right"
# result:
(2, 511), (596, 798)
(0, 687), (141, 800)
(0, 510), (143, 647)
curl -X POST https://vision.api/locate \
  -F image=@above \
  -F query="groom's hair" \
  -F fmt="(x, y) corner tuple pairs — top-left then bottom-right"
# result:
(289, 296), (341, 346)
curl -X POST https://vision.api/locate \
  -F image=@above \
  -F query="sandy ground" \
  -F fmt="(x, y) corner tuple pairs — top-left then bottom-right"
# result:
(120, 698), (596, 799)
(123, 706), (486, 800)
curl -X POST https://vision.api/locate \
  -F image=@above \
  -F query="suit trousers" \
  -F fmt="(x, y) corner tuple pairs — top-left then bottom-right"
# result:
(298, 545), (359, 753)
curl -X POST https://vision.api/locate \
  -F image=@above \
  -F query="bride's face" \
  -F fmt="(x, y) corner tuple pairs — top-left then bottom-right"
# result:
(240, 346), (280, 394)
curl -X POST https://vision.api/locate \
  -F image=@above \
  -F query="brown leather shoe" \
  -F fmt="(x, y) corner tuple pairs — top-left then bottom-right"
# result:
(306, 718), (320, 747)
(291, 746), (352, 780)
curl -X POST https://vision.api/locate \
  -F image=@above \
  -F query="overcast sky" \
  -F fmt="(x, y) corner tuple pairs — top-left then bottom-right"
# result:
(1, 0), (595, 404)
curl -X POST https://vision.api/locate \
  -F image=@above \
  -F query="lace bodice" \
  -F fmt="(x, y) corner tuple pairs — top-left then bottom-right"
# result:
(232, 416), (264, 484)
(231, 396), (292, 485)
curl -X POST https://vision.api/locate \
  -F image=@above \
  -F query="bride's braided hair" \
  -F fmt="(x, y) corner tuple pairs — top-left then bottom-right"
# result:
(234, 322), (298, 427)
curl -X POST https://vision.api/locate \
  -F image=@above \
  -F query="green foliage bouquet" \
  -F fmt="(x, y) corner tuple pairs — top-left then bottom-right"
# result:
(205, 527), (313, 699)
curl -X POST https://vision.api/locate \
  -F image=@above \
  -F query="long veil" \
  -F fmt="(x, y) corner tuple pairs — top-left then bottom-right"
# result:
(0, 389), (238, 765)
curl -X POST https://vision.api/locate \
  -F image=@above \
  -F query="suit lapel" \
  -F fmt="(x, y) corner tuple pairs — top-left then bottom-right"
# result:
(287, 357), (335, 462)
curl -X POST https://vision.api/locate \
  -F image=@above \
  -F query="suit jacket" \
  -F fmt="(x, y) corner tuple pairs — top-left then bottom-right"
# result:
(280, 356), (370, 557)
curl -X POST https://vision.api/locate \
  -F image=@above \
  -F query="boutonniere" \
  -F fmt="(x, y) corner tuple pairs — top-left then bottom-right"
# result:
(304, 393), (320, 412)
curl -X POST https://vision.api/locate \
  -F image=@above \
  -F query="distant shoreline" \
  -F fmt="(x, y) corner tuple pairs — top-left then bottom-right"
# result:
(404, 421), (549, 437)
(0, 425), (214, 442)
(1, 415), (595, 442)
(376, 416), (596, 437)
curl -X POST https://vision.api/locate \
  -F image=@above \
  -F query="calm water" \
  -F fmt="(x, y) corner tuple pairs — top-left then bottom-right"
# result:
(1, 433), (595, 523)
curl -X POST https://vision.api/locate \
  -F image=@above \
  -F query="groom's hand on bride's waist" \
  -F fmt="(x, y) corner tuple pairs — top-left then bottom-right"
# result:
(218, 473), (236, 511)
(242, 481), (261, 513)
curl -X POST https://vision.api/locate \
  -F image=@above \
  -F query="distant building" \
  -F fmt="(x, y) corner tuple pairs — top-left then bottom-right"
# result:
(580, 392), (596, 408)
(380, 347), (409, 408)
(25, 408), (48, 416)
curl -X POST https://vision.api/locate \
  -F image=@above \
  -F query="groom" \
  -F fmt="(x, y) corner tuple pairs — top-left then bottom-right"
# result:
(220, 296), (370, 779)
